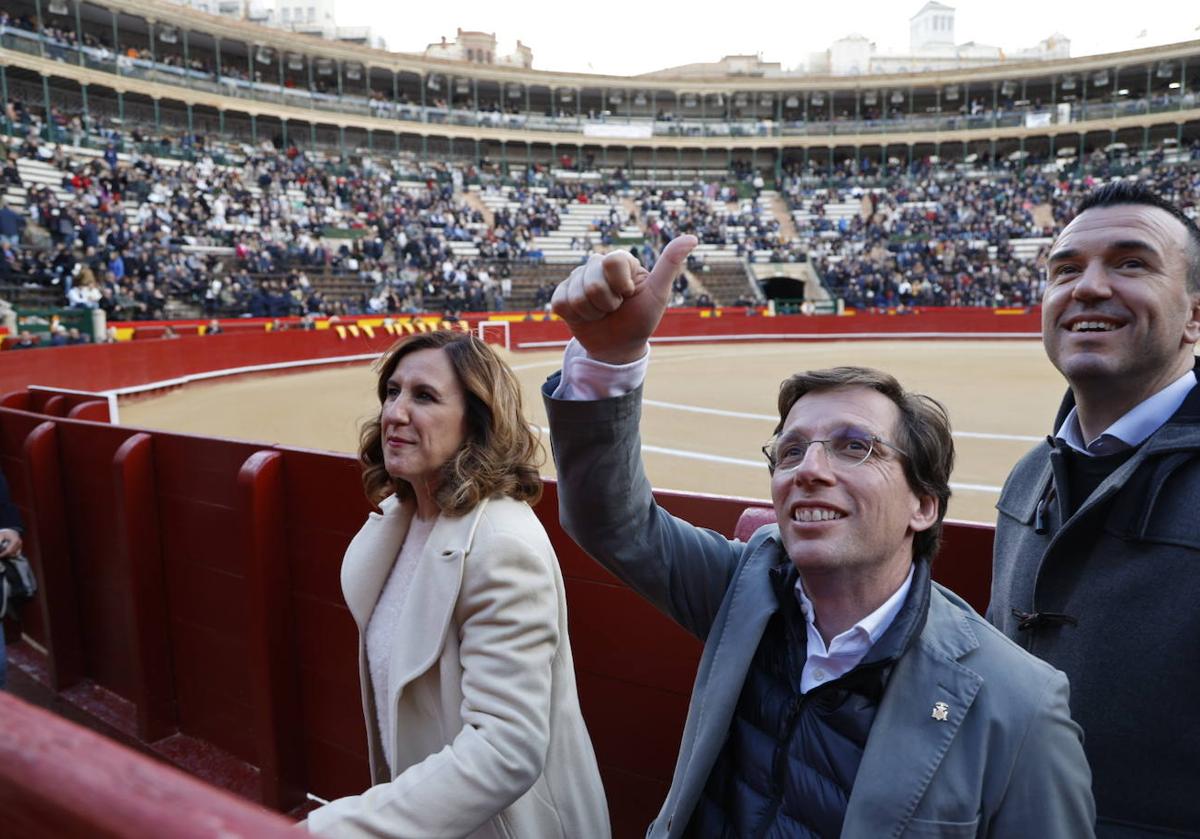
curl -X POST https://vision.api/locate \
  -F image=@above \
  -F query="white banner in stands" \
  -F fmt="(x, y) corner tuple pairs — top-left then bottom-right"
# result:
(582, 123), (654, 139)
(1024, 111), (1052, 128)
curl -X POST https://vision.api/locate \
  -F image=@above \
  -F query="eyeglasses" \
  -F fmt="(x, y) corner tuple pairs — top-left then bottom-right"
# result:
(762, 426), (908, 474)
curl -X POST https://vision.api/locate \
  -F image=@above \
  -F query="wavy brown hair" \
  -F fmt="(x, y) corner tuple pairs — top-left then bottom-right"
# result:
(359, 331), (544, 514)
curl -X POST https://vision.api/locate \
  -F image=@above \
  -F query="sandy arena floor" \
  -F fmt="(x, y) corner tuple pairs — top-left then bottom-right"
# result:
(118, 340), (1070, 524)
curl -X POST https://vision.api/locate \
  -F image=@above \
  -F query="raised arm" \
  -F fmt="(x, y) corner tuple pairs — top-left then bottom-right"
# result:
(545, 236), (750, 639)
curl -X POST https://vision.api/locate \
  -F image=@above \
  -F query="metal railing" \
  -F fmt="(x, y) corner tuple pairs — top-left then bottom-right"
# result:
(5, 26), (1197, 142)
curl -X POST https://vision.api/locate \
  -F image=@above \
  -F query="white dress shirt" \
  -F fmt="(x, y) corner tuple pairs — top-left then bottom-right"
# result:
(796, 565), (914, 693)
(555, 337), (914, 693)
(1055, 369), (1196, 456)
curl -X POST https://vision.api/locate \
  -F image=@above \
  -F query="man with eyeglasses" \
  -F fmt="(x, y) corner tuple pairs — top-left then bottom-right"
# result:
(544, 236), (1094, 838)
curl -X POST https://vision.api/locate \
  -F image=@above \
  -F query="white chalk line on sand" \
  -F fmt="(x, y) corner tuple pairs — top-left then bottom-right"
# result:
(534, 426), (1002, 493)
(643, 399), (1040, 443)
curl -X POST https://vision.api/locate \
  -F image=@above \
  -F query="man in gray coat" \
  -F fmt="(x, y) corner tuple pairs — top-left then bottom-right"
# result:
(545, 236), (1094, 837)
(991, 181), (1200, 837)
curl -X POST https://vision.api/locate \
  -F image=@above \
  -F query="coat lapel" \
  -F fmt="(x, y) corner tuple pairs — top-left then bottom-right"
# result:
(842, 588), (984, 836)
(384, 502), (484, 700)
(673, 535), (782, 817)
(341, 495), (490, 703)
(341, 494), (413, 633)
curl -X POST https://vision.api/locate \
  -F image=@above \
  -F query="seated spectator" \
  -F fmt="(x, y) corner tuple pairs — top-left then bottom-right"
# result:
(67, 277), (101, 309)
(0, 199), (23, 246)
(10, 331), (38, 350)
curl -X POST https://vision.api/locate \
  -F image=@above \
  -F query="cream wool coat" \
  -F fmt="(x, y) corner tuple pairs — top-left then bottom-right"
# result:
(306, 494), (610, 839)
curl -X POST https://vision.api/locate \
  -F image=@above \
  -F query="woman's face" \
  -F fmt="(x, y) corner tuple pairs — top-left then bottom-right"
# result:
(380, 348), (469, 491)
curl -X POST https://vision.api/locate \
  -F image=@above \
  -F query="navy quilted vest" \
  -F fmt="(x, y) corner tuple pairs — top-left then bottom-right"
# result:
(685, 558), (931, 838)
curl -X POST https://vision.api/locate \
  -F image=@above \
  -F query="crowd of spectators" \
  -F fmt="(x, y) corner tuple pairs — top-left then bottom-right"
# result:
(636, 182), (811, 269)
(2, 85), (1199, 330)
(787, 146), (1200, 309)
(0, 93), (625, 322)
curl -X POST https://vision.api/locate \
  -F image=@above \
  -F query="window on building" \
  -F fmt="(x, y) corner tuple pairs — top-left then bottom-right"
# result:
(282, 7), (290, 20)
(308, 7), (315, 21)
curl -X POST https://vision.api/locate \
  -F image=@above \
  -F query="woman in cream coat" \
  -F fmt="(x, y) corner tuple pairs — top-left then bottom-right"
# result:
(306, 331), (609, 839)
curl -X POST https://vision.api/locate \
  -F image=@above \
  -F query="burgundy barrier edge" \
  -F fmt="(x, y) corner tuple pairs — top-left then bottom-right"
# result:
(0, 309), (1041, 398)
(0, 692), (297, 839)
(0, 316), (1005, 837)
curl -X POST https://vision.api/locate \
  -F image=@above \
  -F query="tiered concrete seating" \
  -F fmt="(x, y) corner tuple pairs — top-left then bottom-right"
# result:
(530, 199), (626, 264)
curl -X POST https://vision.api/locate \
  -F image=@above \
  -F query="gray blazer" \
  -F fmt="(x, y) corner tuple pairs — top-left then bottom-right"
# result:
(545, 380), (1095, 838)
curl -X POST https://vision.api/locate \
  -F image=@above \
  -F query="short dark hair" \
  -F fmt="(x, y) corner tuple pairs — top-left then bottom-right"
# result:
(359, 330), (543, 514)
(770, 367), (954, 564)
(1074, 181), (1200, 293)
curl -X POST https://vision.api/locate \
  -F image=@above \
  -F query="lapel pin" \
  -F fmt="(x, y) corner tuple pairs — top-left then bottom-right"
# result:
(931, 701), (950, 722)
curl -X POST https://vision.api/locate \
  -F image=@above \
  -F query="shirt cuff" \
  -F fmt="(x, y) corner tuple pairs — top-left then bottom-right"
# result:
(551, 338), (649, 400)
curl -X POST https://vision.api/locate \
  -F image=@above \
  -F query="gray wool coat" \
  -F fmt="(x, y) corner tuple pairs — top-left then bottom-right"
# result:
(547, 378), (1095, 839)
(990, 360), (1200, 837)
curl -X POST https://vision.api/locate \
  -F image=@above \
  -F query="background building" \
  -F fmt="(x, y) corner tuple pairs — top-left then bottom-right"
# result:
(167, 0), (385, 48)
(424, 29), (533, 69)
(807, 1), (1071, 75)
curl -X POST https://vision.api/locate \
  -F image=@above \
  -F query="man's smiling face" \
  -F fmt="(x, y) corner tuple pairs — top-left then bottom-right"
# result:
(1042, 203), (1200, 399)
(769, 386), (935, 587)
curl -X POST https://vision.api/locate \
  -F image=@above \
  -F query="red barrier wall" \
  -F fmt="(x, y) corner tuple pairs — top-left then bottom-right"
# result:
(508, 307), (1042, 349)
(0, 399), (997, 836)
(0, 317), (1004, 837)
(0, 309), (1041, 398)
(0, 693), (297, 838)
(0, 331), (396, 397)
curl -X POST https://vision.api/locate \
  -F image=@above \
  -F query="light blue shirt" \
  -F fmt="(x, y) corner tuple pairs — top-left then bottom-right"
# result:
(1055, 368), (1197, 456)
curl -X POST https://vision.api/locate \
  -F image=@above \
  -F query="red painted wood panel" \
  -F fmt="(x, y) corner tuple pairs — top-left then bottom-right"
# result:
(67, 399), (111, 422)
(112, 432), (176, 741)
(152, 432), (269, 766)
(41, 394), (67, 417)
(238, 450), (306, 811)
(57, 424), (143, 707)
(932, 520), (996, 615)
(0, 692), (297, 838)
(23, 421), (84, 691)
(272, 449), (370, 801)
